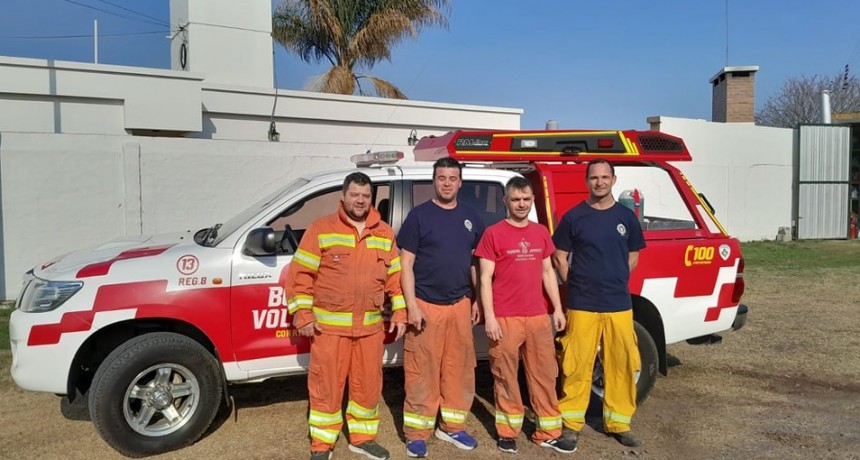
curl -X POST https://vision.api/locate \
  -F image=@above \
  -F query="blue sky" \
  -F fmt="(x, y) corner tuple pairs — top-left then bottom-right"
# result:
(2, 0), (859, 129)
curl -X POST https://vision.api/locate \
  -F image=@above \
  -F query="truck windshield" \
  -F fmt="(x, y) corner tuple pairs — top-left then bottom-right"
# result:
(206, 178), (310, 246)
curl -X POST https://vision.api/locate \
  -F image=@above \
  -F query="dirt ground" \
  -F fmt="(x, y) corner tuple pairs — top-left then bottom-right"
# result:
(2, 243), (860, 460)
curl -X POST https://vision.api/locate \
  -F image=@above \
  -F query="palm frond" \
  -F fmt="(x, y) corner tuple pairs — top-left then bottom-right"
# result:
(365, 76), (407, 99)
(273, 0), (451, 98)
(318, 66), (357, 95)
(351, 11), (414, 65)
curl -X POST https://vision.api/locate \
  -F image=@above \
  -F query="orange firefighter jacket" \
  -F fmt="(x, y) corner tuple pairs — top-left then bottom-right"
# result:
(285, 204), (406, 337)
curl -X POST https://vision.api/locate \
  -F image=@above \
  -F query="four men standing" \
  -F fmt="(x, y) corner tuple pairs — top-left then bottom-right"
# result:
(287, 159), (645, 459)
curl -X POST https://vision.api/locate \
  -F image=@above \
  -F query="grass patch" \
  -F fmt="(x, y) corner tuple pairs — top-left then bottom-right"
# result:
(0, 305), (11, 350)
(741, 240), (860, 270)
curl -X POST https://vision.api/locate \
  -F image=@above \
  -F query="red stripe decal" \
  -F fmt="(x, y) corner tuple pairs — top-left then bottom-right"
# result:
(27, 280), (232, 359)
(704, 283), (736, 322)
(76, 244), (176, 278)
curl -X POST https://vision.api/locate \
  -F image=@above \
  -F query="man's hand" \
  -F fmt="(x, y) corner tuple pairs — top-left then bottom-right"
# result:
(297, 321), (320, 337)
(485, 317), (503, 341)
(471, 300), (482, 325)
(407, 306), (426, 331)
(552, 309), (566, 332)
(389, 321), (407, 341)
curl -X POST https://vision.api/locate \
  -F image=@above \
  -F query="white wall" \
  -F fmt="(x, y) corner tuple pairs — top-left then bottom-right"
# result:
(648, 116), (795, 241)
(0, 56), (204, 133)
(0, 110), (520, 300)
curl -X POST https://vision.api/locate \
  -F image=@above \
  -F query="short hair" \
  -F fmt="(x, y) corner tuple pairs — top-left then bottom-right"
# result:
(505, 176), (532, 195)
(342, 172), (372, 192)
(432, 157), (463, 178)
(585, 159), (615, 178)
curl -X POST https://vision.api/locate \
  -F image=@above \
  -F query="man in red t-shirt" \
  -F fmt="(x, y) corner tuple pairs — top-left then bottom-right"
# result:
(475, 176), (576, 455)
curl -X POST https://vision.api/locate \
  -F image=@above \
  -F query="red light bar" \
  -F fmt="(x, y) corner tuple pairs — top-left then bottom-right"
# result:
(413, 130), (691, 163)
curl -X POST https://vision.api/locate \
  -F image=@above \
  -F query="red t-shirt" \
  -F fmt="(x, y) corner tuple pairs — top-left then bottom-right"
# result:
(475, 220), (555, 317)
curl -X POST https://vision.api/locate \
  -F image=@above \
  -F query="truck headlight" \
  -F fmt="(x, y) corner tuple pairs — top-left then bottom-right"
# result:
(17, 278), (83, 313)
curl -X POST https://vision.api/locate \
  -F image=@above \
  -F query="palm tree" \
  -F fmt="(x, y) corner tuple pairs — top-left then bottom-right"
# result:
(272, 0), (450, 99)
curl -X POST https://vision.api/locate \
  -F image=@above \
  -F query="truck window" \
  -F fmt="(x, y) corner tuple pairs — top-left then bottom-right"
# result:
(412, 180), (505, 228)
(614, 166), (698, 231)
(267, 184), (391, 252)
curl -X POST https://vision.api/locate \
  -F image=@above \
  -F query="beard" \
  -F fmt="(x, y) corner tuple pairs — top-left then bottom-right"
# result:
(345, 206), (368, 222)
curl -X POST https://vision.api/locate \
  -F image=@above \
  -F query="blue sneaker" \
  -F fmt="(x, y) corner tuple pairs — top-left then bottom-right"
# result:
(406, 439), (427, 458)
(434, 428), (478, 450)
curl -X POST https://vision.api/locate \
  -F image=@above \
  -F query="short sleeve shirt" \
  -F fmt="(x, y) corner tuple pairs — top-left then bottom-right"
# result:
(397, 200), (484, 304)
(475, 220), (555, 317)
(552, 202), (645, 312)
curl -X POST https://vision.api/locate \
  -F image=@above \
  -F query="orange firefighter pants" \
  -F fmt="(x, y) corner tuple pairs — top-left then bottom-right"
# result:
(403, 297), (476, 440)
(307, 330), (384, 453)
(558, 309), (639, 434)
(489, 315), (562, 443)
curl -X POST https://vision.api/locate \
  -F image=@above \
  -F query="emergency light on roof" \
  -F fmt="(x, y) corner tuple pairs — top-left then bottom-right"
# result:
(350, 150), (404, 167)
(413, 130), (692, 163)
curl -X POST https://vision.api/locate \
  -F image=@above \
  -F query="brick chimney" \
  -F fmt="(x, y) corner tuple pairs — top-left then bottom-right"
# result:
(710, 66), (759, 123)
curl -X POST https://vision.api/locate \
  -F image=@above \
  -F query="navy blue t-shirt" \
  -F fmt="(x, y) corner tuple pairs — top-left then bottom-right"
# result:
(552, 202), (645, 312)
(397, 200), (484, 304)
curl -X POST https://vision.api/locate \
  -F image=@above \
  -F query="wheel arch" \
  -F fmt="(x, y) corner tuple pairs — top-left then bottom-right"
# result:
(67, 318), (227, 403)
(631, 294), (668, 376)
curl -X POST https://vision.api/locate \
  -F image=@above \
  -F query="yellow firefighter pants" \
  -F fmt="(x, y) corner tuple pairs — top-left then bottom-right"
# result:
(403, 297), (476, 441)
(558, 309), (639, 434)
(307, 330), (384, 452)
(490, 315), (563, 443)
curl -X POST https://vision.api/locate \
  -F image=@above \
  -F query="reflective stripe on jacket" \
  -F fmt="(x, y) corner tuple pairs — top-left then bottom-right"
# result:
(286, 205), (406, 337)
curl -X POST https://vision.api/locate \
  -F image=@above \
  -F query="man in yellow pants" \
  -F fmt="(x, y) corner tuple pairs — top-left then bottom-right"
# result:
(551, 160), (646, 449)
(286, 172), (407, 460)
(476, 177), (576, 455)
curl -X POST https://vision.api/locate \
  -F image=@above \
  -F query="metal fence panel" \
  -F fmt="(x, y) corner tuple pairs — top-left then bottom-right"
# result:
(798, 125), (850, 182)
(796, 125), (851, 239)
(797, 183), (849, 239)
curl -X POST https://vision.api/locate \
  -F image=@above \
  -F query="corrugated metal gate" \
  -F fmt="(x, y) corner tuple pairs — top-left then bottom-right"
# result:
(795, 124), (851, 239)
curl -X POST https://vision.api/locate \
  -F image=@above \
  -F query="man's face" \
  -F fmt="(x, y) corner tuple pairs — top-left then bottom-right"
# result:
(586, 163), (616, 200)
(433, 166), (462, 203)
(505, 186), (533, 221)
(342, 182), (372, 221)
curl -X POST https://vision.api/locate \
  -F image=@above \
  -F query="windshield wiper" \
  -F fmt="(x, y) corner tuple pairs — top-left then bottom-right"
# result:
(199, 223), (222, 247)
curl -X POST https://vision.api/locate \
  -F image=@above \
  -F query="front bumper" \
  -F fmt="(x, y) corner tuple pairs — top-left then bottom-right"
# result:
(9, 309), (74, 394)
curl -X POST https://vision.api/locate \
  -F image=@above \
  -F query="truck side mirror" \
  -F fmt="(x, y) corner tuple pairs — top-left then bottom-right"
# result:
(243, 228), (276, 256)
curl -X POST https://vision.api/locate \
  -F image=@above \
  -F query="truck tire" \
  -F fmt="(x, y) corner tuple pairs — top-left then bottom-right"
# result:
(88, 332), (222, 457)
(591, 321), (659, 404)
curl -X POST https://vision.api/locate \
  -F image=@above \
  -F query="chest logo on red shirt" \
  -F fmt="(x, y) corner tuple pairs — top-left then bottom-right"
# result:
(518, 239), (531, 254)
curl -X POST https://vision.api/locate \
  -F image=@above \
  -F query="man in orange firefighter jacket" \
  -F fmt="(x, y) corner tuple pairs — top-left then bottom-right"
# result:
(286, 172), (407, 460)
(476, 176), (577, 455)
(551, 160), (646, 449)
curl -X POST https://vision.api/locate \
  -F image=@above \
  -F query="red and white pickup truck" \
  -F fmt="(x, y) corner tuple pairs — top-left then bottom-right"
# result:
(9, 129), (748, 457)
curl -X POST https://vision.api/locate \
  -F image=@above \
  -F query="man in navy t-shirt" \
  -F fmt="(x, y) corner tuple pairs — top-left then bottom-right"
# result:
(397, 157), (484, 457)
(551, 159), (646, 449)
